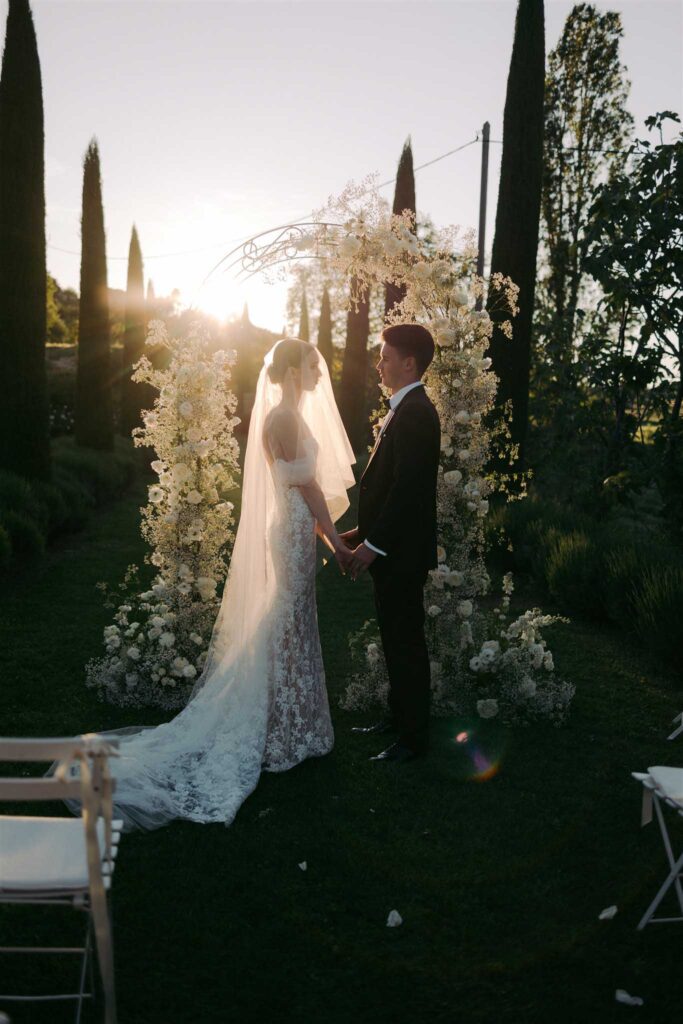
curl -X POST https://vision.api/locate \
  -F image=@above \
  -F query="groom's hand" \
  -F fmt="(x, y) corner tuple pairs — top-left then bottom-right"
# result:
(339, 527), (359, 549)
(349, 543), (376, 579)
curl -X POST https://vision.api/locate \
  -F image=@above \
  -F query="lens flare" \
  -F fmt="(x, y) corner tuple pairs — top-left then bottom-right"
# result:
(452, 723), (502, 782)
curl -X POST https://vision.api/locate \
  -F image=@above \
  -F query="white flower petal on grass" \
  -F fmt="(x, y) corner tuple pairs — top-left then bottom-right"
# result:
(386, 910), (403, 928)
(599, 905), (618, 920)
(298, 861), (307, 871)
(615, 990), (643, 1007)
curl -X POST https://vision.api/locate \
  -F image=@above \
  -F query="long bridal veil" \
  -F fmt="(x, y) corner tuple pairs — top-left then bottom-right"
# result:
(55, 340), (355, 832)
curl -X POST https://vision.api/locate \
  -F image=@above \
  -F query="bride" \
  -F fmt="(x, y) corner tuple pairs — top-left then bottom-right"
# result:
(62, 338), (356, 832)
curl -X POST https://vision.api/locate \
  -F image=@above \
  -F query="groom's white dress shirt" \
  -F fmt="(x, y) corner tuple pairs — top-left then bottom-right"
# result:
(363, 380), (425, 558)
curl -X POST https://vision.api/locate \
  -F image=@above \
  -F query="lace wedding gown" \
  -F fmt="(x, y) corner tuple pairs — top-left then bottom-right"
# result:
(264, 437), (334, 769)
(80, 436), (334, 832)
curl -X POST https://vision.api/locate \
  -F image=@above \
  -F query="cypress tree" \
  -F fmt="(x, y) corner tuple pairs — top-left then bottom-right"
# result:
(317, 285), (333, 368)
(385, 137), (416, 319)
(340, 278), (370, 451)
(75, 138), (113, 449)
(0, 0), (51, 479)
(486, 0), (545, 463)
(298, 285), (310, 341)
(120, 225), (150, 433)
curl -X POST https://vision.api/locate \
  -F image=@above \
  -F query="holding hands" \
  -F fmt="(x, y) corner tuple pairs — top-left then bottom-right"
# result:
(318, 526), (378, 580)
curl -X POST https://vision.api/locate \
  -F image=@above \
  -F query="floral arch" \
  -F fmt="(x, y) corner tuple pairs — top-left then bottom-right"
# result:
(90, 178), (573, 724)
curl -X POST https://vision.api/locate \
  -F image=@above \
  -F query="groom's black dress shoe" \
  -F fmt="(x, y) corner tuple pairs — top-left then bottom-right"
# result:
(369, 741), (423, 763)
(351, 719), (396, 735)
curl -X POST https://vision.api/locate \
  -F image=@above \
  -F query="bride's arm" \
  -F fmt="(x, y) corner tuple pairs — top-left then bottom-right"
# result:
(268, 409), (347, 557)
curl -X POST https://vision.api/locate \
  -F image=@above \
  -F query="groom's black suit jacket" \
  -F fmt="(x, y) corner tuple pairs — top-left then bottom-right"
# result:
(357, 384), (441, 578)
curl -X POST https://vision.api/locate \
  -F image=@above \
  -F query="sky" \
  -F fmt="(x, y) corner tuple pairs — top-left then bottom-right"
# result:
(3, 0), (682, 331)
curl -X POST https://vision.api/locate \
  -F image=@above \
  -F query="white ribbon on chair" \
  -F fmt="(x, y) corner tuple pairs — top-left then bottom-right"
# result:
(55, 734), (119, 1024)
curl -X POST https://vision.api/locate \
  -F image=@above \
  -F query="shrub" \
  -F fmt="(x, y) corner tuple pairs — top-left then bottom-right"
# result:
(545, 530), (605, 620)
(0, 510), (46, 563)
(601, 540), (676, 626)
(632, 565), (683, 671)
(31, 480), (70, 538)
(0, 470), (49, 532)
(53, 437), (138, 506)
(0, 524), (11, 569)
(52, 466), (96, 530)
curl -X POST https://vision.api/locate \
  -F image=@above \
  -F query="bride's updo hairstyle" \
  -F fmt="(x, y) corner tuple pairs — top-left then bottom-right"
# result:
(267, 338), (315, 385)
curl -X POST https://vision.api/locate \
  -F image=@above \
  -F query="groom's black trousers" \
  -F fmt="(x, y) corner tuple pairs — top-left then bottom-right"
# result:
(372, 567), (430, 753)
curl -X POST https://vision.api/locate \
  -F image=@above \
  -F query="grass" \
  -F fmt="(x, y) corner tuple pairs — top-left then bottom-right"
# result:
(1, 484), (682, 1023)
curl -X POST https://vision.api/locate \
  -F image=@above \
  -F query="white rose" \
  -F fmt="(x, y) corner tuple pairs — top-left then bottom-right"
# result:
(481, 640), (500, 654)
(427, 605), (442, 618)
(446, 571), (464, 587)
(150, 615), (165, 628)
(126, 646), (141, 661)
(455, 410), (470, 425)
(339, 235), (361, 259)
(452, 283), (469, 306)
(366, 642), (380, 666)
(151, 460), (165, 475)
(179, 401), (194, 419)
(518, 678), (537, 698)
(183, 664), (197, 679)
(437, 546), (447, 563)
(457, 600), (473, 618)
(543, 652), (554, 672)
(186, 426), (202, 443)
(148, 485), (164, 504)
(159, 632), (175, 648)
(443, 469), (462, 488)
(469, 656), (482, 672)
(186, 490), (203, 505)
(436, 328), (456, 347)
(477, 699), (499, 719)
(458, 449), (471, 462)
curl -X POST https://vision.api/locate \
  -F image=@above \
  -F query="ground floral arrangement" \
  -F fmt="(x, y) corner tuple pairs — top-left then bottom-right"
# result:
(86, 319), (241, 707)
(279, 178), (574, 726)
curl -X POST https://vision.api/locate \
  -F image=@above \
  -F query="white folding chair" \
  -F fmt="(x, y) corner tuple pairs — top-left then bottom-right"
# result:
(632, 766), (683, 929)
(0, 734), (122, 1023)
(668, 712), (683, 741)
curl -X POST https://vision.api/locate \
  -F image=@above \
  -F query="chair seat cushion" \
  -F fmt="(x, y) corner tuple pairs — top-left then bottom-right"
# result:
(0, 816), (122, 891)
(648, 766), (683, 805)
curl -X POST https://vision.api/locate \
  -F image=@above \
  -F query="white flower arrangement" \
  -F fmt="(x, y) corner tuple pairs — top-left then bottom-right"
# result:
(310, 182), (573, 727)
(86, 319), (241, 708)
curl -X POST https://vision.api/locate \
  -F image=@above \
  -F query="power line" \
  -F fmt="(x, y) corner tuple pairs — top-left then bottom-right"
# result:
(46, 135), (481, 264)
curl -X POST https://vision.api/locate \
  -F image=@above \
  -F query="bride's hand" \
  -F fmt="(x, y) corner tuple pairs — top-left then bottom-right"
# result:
(334, 544), (353, 576)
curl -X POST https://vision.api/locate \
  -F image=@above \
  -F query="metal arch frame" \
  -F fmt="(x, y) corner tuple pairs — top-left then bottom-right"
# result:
(199, 220), (345, 292)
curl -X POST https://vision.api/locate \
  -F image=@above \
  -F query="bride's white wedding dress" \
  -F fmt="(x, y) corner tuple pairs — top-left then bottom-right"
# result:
(57, 342), (354, 832)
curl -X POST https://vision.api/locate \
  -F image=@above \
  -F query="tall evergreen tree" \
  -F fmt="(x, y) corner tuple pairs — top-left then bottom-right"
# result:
(75, 139), (113, 450)
(146, 278), (156, 310)
(0, 0), (51, 479)
(486, 0), (545, 461)
(533, 4), (633, 420)
(120, 225), (150, 433)
(317, 285), (333, 368)
(298, 285), (310, 341)
(340, 279), (370, 451)
(385, 137), (416, 319)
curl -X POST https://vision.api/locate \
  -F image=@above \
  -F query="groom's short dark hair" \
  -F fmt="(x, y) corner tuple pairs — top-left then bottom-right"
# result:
(381, 323), (435, 376)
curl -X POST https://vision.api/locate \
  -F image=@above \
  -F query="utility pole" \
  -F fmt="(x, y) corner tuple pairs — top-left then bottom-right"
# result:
(475, 121), (490, 311)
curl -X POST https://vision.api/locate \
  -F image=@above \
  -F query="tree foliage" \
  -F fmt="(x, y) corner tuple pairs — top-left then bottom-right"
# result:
(76, 138), (114, 450)
(0, 0), (51, 480)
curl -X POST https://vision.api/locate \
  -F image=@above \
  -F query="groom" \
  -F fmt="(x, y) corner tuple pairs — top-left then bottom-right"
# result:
(342, 323), (440, 763)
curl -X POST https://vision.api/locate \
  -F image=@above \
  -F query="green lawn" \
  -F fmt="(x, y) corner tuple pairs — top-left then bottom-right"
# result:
(1, 485), (682, 1024)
